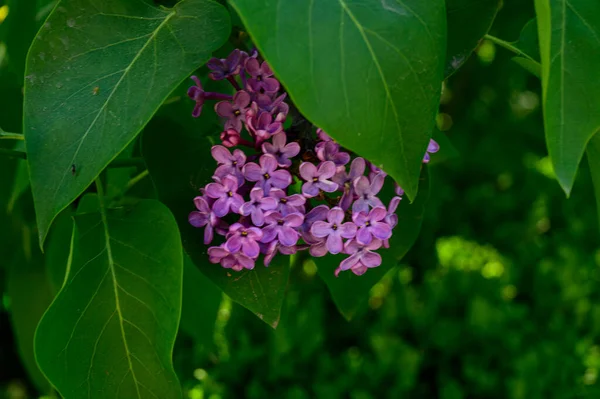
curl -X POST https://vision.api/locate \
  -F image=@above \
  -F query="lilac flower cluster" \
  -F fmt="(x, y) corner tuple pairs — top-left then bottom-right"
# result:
(188, 49), (438, 276)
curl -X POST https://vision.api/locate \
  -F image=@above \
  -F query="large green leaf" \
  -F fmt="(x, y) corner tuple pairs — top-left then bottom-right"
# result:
(445, 0), (500, 77)
(587, 134), (600, 231)
(24, 0), (231, 245)
(229, 0), (445, 200)
(316, 168), (430, 320)
(7, 229), (53, 394)
(534, 0), (600, 195)
(35, 198), (184, 398)
(142, 114), (290, 328)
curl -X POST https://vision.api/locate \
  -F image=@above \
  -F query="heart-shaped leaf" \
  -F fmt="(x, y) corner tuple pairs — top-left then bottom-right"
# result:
(24, 0), (231, 245)
(34, 198), (183, 398)
(228, 0), (445, 200)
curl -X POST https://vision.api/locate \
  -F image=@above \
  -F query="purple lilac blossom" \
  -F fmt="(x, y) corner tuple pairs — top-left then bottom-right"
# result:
(245, 58), (280, 94)
(336, 239), (383, 276)
(215, 90), (251, 132)
(205, 175), (244, 217)
(269, 189), (306, 215)
(352, 173), (385, 214)
(225, 223), (263, 258)
(243, 154), (292, 192)
(310, 207), (357, 254)
(261, 211), (304, 247)
(262, 132), (300, 167)
(299, 161), (338, 197)
(239, 188), (278, 226)
(316, 141), (350, 169)
(333, 157), (366, 211)
(353, 207), (392, 245)
(187, 48), (435, 275)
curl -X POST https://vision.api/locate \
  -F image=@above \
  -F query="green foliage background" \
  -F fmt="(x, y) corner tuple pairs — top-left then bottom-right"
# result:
(2, 1), (600, 398)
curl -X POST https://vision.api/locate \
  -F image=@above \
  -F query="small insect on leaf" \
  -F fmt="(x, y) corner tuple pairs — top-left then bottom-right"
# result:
(92, 86), (99, 95)
(71, 164), (76, 176)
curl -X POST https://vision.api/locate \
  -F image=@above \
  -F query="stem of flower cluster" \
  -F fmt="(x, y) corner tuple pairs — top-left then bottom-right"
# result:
(205, 92), (233, 101)
(227, 76), (241, 91)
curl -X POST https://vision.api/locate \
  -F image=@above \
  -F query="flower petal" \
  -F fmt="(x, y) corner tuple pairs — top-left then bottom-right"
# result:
(317, 179), (338, 193)
(259, 154), (278, 173)
(189, 211), (209, 228)
(362, 251), (382, 268)
(311, 221), (332, 238)
(242, 240), (260, 258)
(356, 227), (373, 245)
(327, 234), (343, 254)
(370, 206), (387, 222)
(339, 222), (357, 239)
(211, 145), (232, 164)
(299, 162), (317, 181)
(193, 196), (210, 213)
(250, 208), (265, 226)
(309, 241), (328, 257)
(204, 225), (214, 245)
(340, 253), (360, 271)
(260, 225), (278, 243)
(225, 235), (242, 253)
(278, 226), (299, 246)
(318, 161), (337, 179)
(349, 157), (366, 178)
(212, 197), (229, 217)
(353, 176), (370, 196)
(284, 213), (304, 228)
(328, 207), (345, 224)
(243, 162), (263, 182)
(302, 182), (320, 197)
(370, 173), (385, 195)
(370, 221), (392, 240)
(282, 142), (300, 158)
(269, 170), (292, 189)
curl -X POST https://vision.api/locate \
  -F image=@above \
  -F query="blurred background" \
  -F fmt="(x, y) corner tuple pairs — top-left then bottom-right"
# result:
(3, 1), (600, 398)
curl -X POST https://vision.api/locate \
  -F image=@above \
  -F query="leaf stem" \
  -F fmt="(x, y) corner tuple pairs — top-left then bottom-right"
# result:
(0, 148), (26, 159)
(483, 34), (537, 63)
(125, 170), (149, 191)
(0, 131), (25, 140)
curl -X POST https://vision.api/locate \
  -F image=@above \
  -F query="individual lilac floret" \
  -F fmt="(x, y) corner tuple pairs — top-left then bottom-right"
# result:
(261, 211), (304, 247)
(299, 161), (338, 197)
(240, 188), (278, 226)
(207, 49), (243, 81)
(205, 175), (244, 217)
(298, 205), (329, 257)
(311, 207), (357, 254)
(189, 197), (225, 245)
(316, 141), (350, 169)
(246, 110), (283, 142)
(383, 196), (401, 248)
(245, 58), (280, 94)
(316, 128), (332, 142)
(394, 183), (405, 197)
(187, 76), (207, 118)
(336, 239), (383, 277)
(270, 189), (306, 215)
(256, 93), (289, 118)
(225, 223), (263, 258)
(187, 76), (232, 118)
(262, 132), (300, 167)
(211, 145), (246, 184)
(353, 206), (392, 245)
(333, 157), (366, 211)
(215, 90), (251, 132)
(243, 154), (292, 192)
(352, 173), (385, 214)
(423, 139), (440, 163)
(208, 245), (255, 271)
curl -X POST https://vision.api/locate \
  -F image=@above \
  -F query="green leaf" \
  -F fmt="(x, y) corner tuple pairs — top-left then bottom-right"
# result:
(24, 0), (231, 245)
(228, 0), (445, 200)
(179, 256), (222, 345)
(445, 0), (500, 77)
(587, 133), (600, 231)
(34, 198), (184, 398)
(486, 19), (541, 78)
(142, 114), (290, 328)
(534, 0), (600, 195)
(316, 168), (430, 320)
(7, 228), (53, 394)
